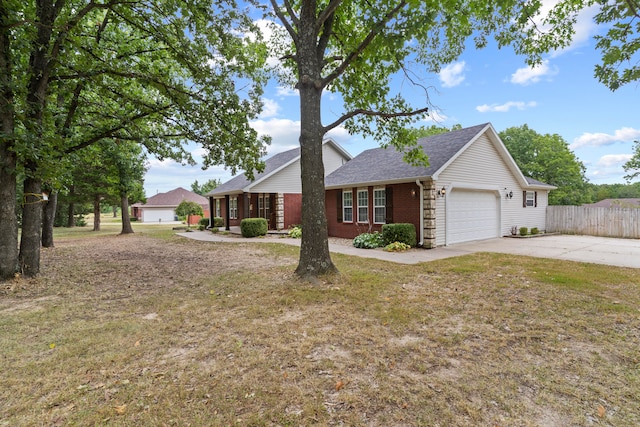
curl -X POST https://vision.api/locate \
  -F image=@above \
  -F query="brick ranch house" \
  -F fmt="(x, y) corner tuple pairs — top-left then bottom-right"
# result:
(206, 139), (352, 230)
(324, 123), (556, 248)
(131, 187), (209, 225)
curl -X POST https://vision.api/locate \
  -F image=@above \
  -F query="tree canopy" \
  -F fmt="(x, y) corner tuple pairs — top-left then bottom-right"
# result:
(0, 0), (269, 278)
(191, 179), (221, 196)
(499, 125), (591, 206)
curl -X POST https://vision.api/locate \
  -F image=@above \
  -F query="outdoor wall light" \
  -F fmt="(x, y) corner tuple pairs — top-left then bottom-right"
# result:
(410, 188), (417, 198)
(505, 189), (513, 199)
(438, 187), (446, 197)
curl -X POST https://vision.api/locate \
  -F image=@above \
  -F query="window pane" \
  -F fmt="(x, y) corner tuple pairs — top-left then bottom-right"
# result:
(357, 190), (368, 223)
(343, 191), (353, 222)
(374, 189), (385, 223)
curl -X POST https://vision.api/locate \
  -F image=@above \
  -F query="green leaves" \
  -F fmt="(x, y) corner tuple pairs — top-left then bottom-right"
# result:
(499, 125), (591, 206)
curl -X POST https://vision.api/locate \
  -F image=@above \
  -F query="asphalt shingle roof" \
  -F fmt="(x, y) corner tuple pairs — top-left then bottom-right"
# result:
(325, 123), (489, 187)
(206, 147), (301, 196)
(138, 187), (207, 207)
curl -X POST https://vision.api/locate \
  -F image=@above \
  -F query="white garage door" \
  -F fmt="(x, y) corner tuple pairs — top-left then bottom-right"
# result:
(142, 208), (175, 223)
(447, 190), (499, 244)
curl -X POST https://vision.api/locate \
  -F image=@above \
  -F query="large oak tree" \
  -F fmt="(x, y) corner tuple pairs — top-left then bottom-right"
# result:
(265, 0), (600, 279)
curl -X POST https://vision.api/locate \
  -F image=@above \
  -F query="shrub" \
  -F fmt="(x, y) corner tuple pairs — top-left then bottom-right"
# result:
(240, 218), (268, 237)
(519, 227), (528, 236)
(382, 223), (416, 247)
(288, 225), (302, 238)
(198, 217), (210, 227)
(213, 217), (224, 227)
(210, 227), (219, 233)
(531, 227), (539, 235)
(384, 241), (411, 252)
(353, 232), (384, 249)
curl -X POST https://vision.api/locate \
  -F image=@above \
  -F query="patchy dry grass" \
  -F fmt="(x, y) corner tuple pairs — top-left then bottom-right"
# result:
(1, 224), (639, 426)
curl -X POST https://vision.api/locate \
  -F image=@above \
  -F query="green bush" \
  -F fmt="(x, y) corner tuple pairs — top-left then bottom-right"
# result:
(384, 241), (411, 252)
(213, 217), (224, 227)
(382, 223), (416, 247)
(288, 225), (302, 238)
(353, 232), (384, 249)
(531, 227), (539, 235)
(240, 218), (268, 237)
(198, 217), (210, 227)
(519, 227), (528, 236)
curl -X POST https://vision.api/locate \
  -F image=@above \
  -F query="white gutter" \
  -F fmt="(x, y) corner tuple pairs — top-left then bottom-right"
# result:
(416, 179), (424, 246)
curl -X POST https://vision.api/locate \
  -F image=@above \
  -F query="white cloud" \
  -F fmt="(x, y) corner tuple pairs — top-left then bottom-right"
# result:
(510, 60), (557, 85)
(570, 127), (640, 149)
(439, 61), (466, 88)
(259, 98), (280, 118)
(597, 154), (633, 167)
(476, 101), (537, 113)
(276, 86), (298, 97)
(420, 109), (449, 124)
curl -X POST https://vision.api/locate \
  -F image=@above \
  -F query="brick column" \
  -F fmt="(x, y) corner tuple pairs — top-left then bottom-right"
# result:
(422, 179), (437, 248)
(276, 193), (285, 230)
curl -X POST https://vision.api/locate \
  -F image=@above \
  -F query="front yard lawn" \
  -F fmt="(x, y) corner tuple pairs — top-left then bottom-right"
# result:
(1, 226), (639, 426)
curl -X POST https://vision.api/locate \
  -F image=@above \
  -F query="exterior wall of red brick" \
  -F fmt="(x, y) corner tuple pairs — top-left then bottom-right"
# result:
(284, 193), (302, 229)
(325, 182), (421, 240)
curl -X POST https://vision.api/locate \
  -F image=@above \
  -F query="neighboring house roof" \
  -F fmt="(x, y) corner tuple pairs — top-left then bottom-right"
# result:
(584, 198), (640, 208)
(206, 138), (352, 197)
(325, 123), (555, 189)
(133, 187), (208, 208)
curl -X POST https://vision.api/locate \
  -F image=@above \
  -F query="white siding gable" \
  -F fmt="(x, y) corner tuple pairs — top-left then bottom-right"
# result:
(249, 141), (350, 194)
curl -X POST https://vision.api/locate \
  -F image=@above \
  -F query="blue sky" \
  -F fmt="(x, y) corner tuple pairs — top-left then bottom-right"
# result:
(143, 7), (639, 196)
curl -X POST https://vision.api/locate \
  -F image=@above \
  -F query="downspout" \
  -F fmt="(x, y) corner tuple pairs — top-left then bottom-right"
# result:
(416, 179), (424, 246)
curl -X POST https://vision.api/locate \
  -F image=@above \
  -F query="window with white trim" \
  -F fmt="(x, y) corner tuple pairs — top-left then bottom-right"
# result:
(215, 199), (221, 217)
(343, 191), (353, 222)
(230, 197), (238, 219)
(525, 191), (535, 207)
(357, 189), (368, 223)
(374, 188), (386, 224)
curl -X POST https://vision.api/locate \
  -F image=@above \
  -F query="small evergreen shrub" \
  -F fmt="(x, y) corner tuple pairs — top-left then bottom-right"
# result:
(199, 217), (210, 227)
(353, 232), (384, 249)
(531, 227), (539, 235)
(240, 218), (268, 237)
(213, 217), (224, 227)
(288, 225), (302, 238)
(384, 241), (411, 252)
(382, 223), (416, 247)
(519, 227), (528, 236)
(210, 227), (219, 233)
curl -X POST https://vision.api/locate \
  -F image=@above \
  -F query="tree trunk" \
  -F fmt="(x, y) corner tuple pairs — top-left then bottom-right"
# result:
(294, 31), (337, 279)
(0, 2), (19, 279)
(113, 206), (118, 217)
(120, 194), (134, 234)
(42, 191), (57, 247)
(0, 145), (18, 279)
(67, 201), (75, 227)
(93, 195), (101, 231)
(19, 175), (42, 277)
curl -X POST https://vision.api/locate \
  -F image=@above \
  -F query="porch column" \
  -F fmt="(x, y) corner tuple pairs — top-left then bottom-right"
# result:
(276, 193), (285, 230)
(423, 179), (436, 248)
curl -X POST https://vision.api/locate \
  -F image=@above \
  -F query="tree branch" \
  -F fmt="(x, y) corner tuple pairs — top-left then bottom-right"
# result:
(320, 1), (406, 89)
(323, 106), (428, 134)
(270, 0), (298, 45)
(63, 105), (172, 155)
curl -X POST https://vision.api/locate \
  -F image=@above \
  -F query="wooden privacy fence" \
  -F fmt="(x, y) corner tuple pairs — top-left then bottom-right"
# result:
(546, 206), (640, 238)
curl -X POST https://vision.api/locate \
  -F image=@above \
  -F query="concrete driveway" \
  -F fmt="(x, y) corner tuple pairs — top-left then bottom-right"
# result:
(444, 234), (640, 269)
(178, 231), (639, 268)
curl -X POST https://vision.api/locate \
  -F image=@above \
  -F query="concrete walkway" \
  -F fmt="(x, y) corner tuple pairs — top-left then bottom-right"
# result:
(177, 231), (640, 269)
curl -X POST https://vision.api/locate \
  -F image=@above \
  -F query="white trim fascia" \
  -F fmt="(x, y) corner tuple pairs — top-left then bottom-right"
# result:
(323, 137), (354, 161)
(325, 176), (431, 190)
